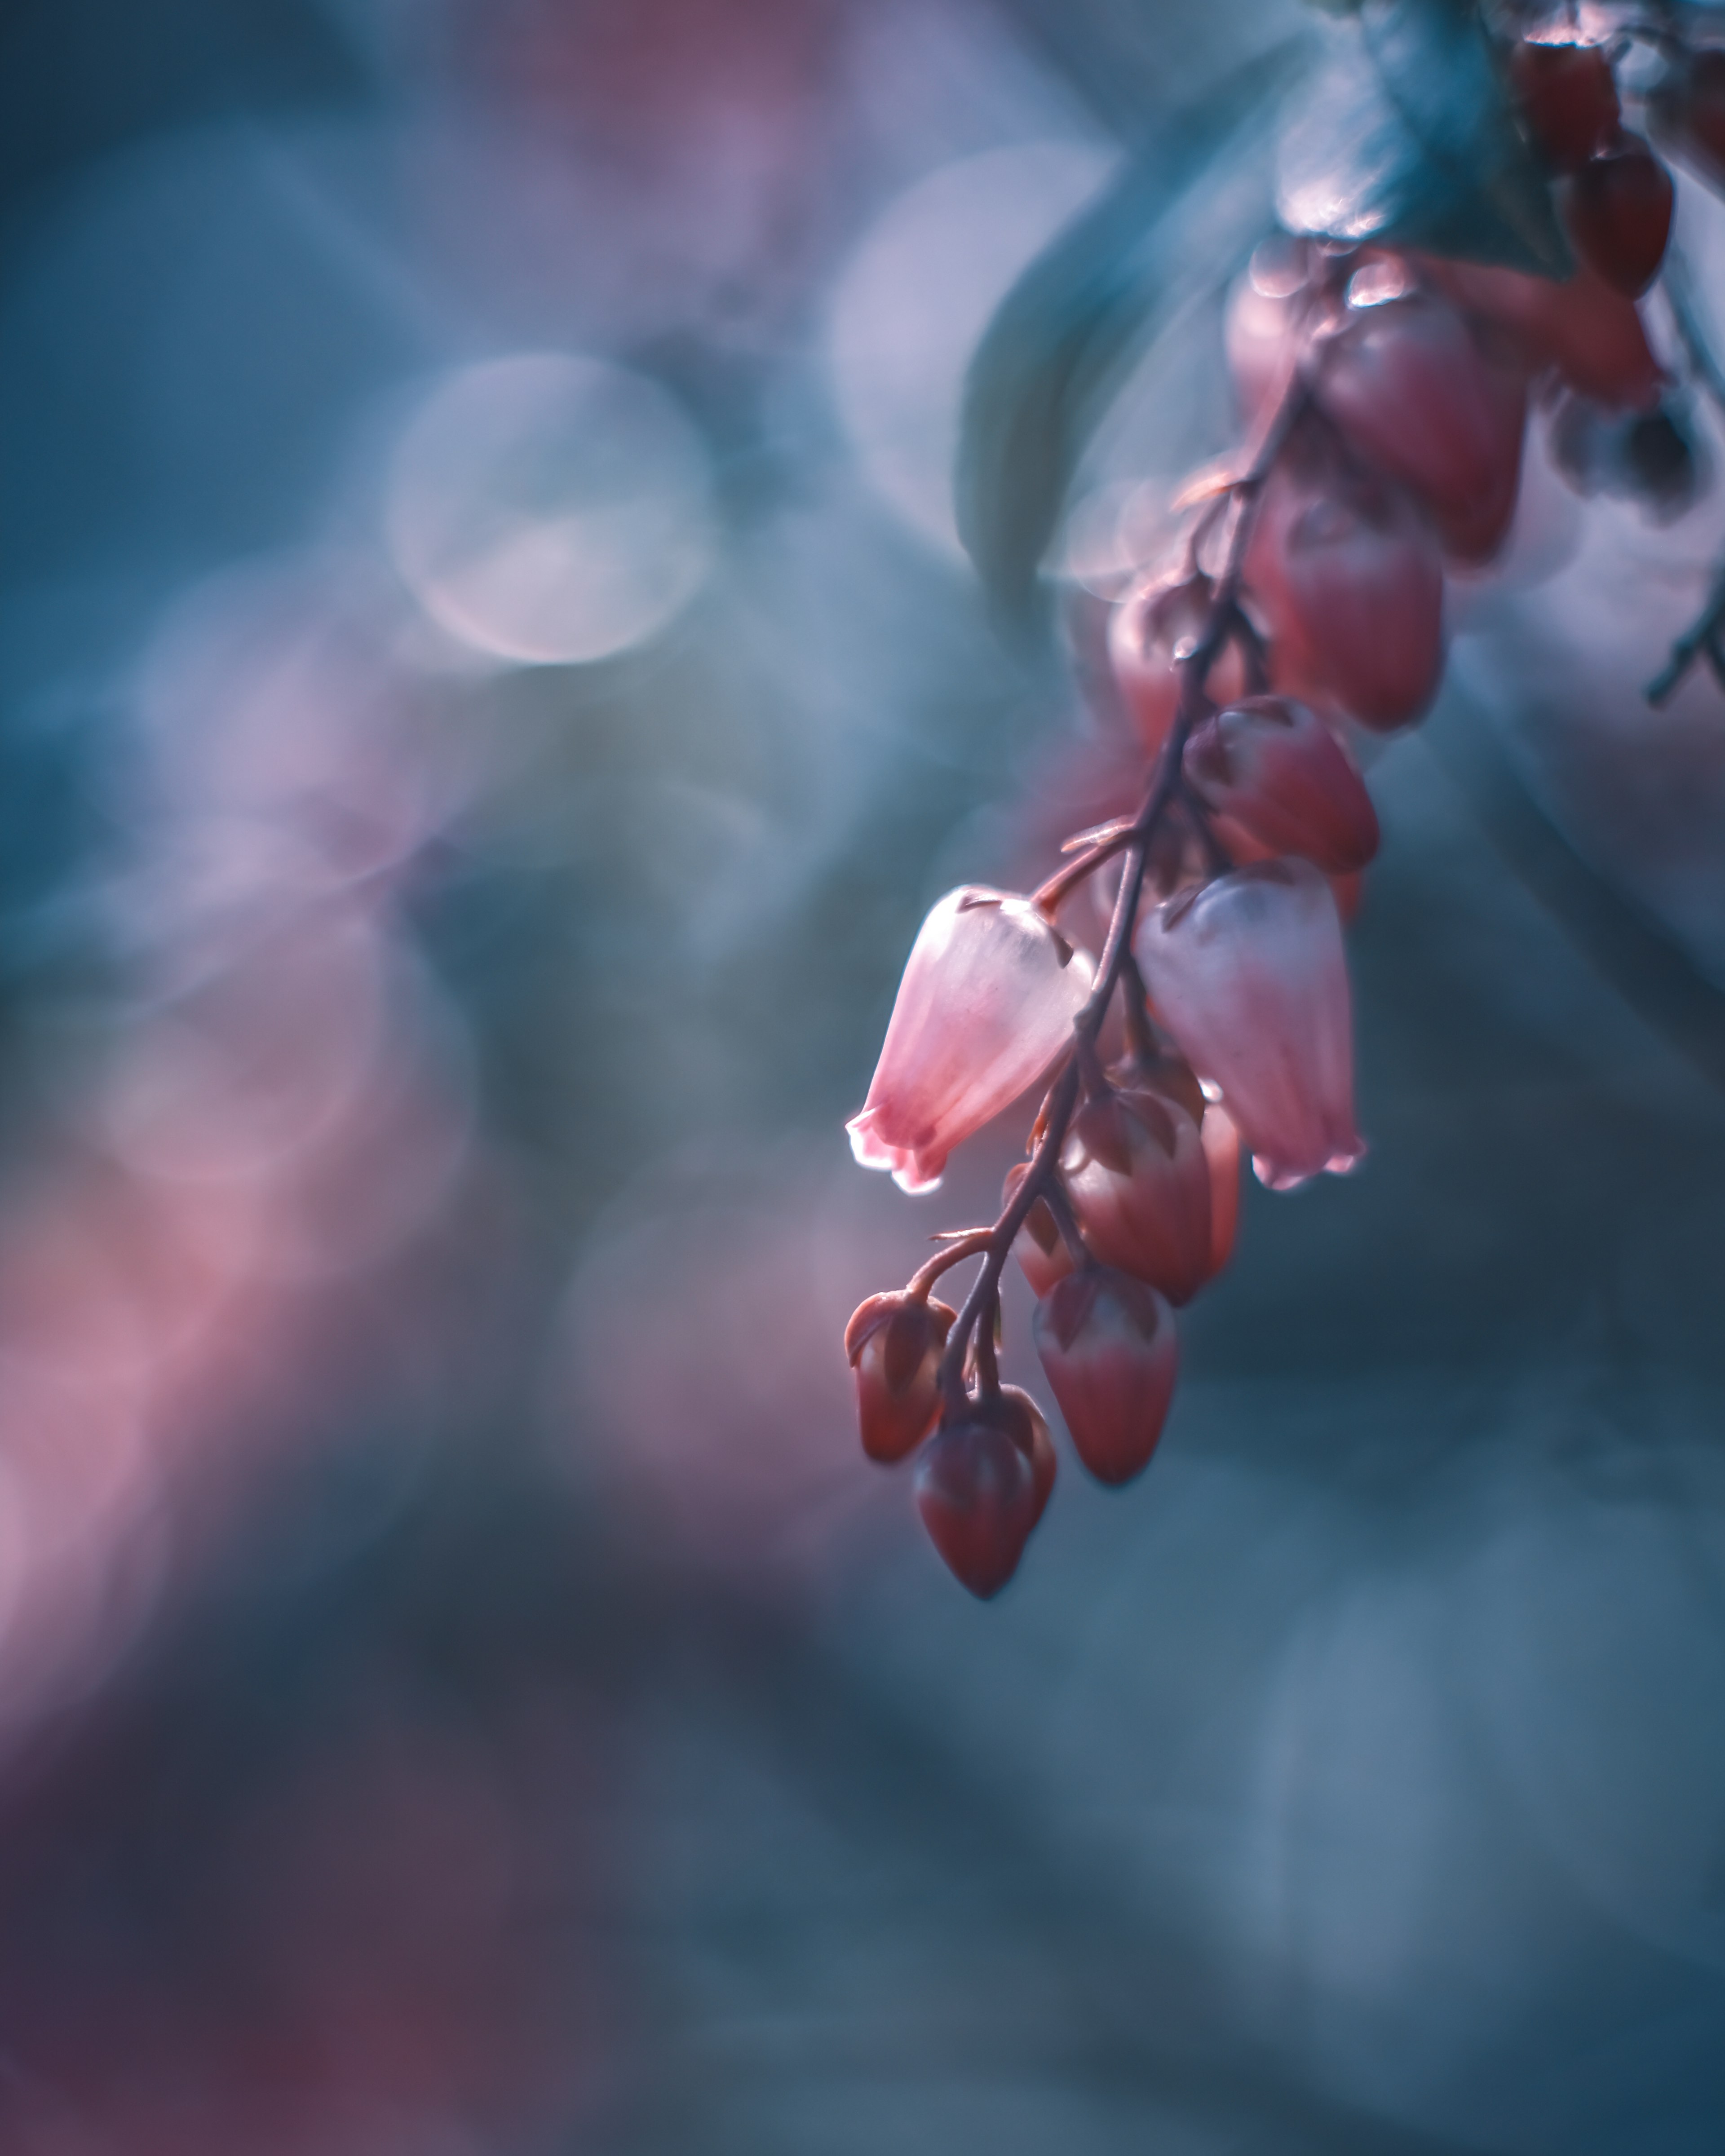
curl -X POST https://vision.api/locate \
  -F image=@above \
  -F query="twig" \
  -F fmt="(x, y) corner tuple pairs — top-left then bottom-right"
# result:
(933, 372), (1310, 1421)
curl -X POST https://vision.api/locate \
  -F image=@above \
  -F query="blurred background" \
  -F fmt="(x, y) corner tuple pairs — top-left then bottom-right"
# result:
(0, 0), (1724, 2148)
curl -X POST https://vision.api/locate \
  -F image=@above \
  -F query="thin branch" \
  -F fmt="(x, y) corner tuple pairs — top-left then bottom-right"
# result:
(934, 372), (1310, 1421)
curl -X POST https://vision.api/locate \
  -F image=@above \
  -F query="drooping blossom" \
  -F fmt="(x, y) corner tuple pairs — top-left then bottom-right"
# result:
(847, 889), (1094, 1193)
(1059, 1088), (1211, 1306)
(1108, 567), (1251, 760)
(1318, 283), (1527, 561)
(1184, 695), (1379, 877)
(1033, 1268), (1178, 1488)
(1134, 859), (1364, 1191)
(914, 1394), (1048, 1598)
(1246, 456), (1444, 731)
(845, 1290), (955, 1464)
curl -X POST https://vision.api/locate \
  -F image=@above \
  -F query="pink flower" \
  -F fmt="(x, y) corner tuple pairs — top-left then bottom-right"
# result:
(1134, 860), (1364, 1191)
(847, 889), (1094, 1193)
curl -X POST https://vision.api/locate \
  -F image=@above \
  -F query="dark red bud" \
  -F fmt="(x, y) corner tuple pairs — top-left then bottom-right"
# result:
(914, 1416), (1040, 1597)
(1061, 1090), (1211, 1306)
(845, 1290), (956, 1465)
(1004, 1164), (1079, 1297)
(1564, 133), (1674, 300)
(1033, 1268), (1179, 1487)
(1510, 41), (1621, 172)
(1185, 695), (1379, 876)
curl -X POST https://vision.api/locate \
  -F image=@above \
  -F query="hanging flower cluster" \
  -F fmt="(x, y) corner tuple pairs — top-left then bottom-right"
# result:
(843, 17), (1725, 1595)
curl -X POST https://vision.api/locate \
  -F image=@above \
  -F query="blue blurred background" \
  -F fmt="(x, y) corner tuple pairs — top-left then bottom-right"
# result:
(1, 0), (1724, 2148)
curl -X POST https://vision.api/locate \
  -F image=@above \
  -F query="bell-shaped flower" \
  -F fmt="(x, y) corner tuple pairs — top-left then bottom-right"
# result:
(1033, 1268), (1178, 1487)
(915, 1399), (1044, 1599)
(1059, 1087), (1211, 1306)
(848, 889), (1094, 1193)
(1185, 696), (1379, 877)
(845, 1290), (956, 1464)
(1135, 859), (1365, 1191)
(1003, 1163), (1079, 1298)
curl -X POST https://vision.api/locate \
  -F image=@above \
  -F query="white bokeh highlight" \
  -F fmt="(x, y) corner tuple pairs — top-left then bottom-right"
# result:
(386, 352), (717, 665)
(827, 141), (1116, 560)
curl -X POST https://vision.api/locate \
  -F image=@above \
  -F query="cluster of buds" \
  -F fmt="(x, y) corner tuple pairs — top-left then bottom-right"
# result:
(841, 21), (1725, 1596)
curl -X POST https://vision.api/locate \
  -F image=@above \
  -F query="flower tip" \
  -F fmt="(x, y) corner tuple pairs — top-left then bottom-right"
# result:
(846, 1110), (945, 1192)
(1250, 1134), (1366, 1192)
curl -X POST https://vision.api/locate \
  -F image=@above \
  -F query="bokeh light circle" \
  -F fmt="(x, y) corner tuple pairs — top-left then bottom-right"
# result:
(827, 141), (1116, 560)
(385, 353), (717, 665)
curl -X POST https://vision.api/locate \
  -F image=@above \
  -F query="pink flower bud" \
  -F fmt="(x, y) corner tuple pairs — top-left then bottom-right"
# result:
(847, 889), (1095, 1193)
(1247, 461), (1444, 732)
(1185, 695), (1379, 876)
(1112, 1044), (1206, 1130)
(1003, 1163), (1078, 1297)
(1418, 253), (1663, 412)
(1108, 568), (1251, 761)
(985, 1383), (1057, 1526)
(1135, 860), (1364, 1192)
(1200, 1101), (1242, 1277)
(915, 1408), (1041, 1598)
(845, 1290), (957, 1464)
(1032, 1269), (1178, 1487)
(1060, 1088), (1211, 1306)
(1318, 287), (1527, 562)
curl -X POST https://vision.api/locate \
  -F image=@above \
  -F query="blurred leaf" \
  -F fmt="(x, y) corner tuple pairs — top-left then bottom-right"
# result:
(955, 46), (1301, 626)
(1277, 0), (1570, 275)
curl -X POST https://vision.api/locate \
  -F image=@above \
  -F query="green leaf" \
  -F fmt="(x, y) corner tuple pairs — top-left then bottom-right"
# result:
(954, 44), (1301, 626)
(1276, 0), (1570, 275)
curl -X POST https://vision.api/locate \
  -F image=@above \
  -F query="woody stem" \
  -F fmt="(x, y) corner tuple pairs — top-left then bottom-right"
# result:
(934, 377), (1309, 1420)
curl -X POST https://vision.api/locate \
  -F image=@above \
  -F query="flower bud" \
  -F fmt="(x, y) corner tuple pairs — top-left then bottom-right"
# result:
(1135, 859), (1364, 1192)
(845, 1291), (958, 1464)
(1110, 1043), (1207, 1129)
(1319, 285), (1526, 562)
(1200, 1101), (1242, 1278)
(973, 1382), (1057, 1526)
(1185, 695), (1378, 877)
(1510, 40), (1620, 173)
(1060, 1088), (1211, 1306)
(1108, 568), (1251, 761)
(1247, 462), (1444, 732)
(1225, 249), (1306, 429)
(847, 888), (1094, 1193)
(1562, 133), (1672, 302)
(914, 1411), (1041, 1598)
(1003, 1163), (1078, 1297)
(1033, 1269), (1178, 1487)
(1418, 254), (1662, 413)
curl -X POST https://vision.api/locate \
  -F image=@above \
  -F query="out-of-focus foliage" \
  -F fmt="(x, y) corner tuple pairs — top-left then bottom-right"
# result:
(1280, 0), (1570, 273)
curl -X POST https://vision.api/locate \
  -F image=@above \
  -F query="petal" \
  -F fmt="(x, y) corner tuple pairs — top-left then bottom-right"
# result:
(1135, 860), (1364, 1190)
(847, 888), (1094, 1189)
